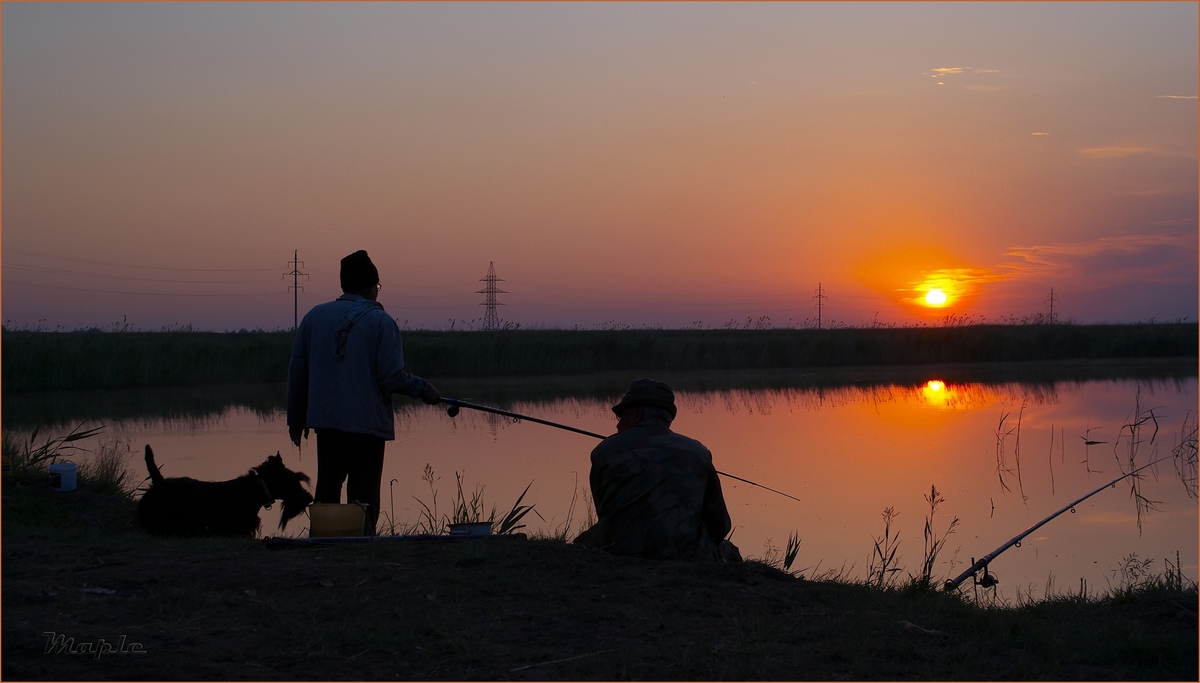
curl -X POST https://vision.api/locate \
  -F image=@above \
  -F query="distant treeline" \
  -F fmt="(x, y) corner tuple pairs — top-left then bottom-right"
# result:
(2, 323), (1196, 394)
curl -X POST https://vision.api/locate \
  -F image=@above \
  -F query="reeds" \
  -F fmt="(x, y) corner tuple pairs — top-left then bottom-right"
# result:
(1117, 389), (1162, 533)
(405, 464), (540, 536)
(3, 422), (105, 478)
(4, 322), (1195, 393)
(918, 485), (959, 589)
(868, 506), (902, 589)
(77, 437), (137, 499)
(2, 425), (137, 499)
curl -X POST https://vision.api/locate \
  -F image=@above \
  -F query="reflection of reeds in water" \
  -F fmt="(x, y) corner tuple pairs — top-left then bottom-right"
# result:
(994, 402), (1029, 505)
(1117, 389), (1162, 534)
(1171, 411), (1198, 499)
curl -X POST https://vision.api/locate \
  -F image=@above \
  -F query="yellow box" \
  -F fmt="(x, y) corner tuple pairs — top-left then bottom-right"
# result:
(308, 503), (367, 538)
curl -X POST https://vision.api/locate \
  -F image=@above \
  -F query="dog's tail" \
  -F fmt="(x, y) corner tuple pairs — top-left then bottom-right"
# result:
(144, 445), (165, 485)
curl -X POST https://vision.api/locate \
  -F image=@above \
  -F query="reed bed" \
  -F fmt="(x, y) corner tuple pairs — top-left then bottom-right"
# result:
(2, 322), (1196, 393)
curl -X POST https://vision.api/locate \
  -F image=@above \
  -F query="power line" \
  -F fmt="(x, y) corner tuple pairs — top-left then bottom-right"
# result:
(2, 279), (283, 297)
(4, 226), (290, 254)
(4, 248), (277, 272)
(2, 263), (272, 284)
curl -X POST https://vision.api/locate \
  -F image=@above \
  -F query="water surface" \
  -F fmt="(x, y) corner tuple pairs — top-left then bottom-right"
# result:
(7, 365), (1196, 600)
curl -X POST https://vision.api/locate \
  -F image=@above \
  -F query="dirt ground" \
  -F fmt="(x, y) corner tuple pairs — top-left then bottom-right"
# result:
(3, 481), (1197, 681)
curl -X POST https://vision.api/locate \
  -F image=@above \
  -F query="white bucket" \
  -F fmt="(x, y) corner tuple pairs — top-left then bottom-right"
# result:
(49, 462), (77, 492)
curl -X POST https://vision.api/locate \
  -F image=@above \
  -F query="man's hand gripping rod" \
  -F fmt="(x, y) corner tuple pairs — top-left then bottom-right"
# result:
(440, 397), (804, 504)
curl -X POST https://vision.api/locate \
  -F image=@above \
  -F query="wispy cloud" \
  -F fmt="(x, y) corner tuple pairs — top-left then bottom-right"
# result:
(900, 230), (1198, 301)
(927, 67), (999, 77)
(1003, 230), (1198, 285)
(1157, 95), (1198, 100)
(1030, 132), (1050, 136)
(1077, 144), (1182, 160)
(902, 267), (1009, 302)
(927, 66), (1006, 90)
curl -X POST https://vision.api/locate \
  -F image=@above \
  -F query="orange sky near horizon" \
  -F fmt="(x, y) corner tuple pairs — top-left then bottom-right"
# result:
(2, 2), (1196, 331)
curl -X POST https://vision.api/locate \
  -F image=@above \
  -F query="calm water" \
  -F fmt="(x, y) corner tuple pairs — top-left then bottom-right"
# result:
(7, 368), (1197, 599)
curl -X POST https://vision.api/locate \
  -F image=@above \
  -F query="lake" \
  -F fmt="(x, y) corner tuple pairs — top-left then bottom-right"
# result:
(5, 362), (1196, 600)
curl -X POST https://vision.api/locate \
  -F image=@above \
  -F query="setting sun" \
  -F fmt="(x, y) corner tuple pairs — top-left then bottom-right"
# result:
(925, 289), (948, 306)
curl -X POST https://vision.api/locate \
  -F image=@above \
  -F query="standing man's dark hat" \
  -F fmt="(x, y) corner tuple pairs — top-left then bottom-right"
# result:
(340, 250), (380, 293)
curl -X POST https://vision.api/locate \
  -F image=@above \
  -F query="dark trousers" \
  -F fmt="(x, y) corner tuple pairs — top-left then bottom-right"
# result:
(314, 429), (385, 534)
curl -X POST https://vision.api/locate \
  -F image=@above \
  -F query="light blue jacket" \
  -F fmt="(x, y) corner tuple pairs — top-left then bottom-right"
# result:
(287, 294), (430, 440)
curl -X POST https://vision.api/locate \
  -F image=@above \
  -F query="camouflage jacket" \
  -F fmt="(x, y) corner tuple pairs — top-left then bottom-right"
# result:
(577, 422), (732, 560)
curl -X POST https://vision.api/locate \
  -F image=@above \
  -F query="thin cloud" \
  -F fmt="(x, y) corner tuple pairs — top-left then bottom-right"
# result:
(927, 67), (999, 77)
(1157, 95), (1198, 100)
(1077, 144), (1181, 160)
(927, 66), (1006, 90)
(1003, 230), (1199, 284)
(901, 267), (1010, 302)
(900, 231), (1200, 300)
(1030, 132), (1050, 136)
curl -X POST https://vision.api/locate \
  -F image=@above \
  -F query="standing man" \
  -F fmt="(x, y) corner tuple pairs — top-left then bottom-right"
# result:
(287, 250), (441, 534)
(575, 378), (740, 562)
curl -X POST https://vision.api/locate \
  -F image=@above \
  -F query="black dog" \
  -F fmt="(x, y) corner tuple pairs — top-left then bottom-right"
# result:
(138, 445), (313, 537)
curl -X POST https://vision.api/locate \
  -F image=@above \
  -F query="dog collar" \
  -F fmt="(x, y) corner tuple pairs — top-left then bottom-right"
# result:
(250, 470), (275, 509)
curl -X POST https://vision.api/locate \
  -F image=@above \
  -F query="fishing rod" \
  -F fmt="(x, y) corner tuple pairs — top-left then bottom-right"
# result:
(440, 396), (805, 504)
(943, 455), (1174, 591)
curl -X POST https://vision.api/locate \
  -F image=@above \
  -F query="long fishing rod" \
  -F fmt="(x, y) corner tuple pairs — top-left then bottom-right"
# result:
(440, 396), (805, 504)
(943, 455), (1173, 591)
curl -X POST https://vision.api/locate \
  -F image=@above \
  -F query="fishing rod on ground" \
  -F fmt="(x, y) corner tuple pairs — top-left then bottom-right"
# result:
(440, 396), (805, 505)
(943, 455), (1176, 592)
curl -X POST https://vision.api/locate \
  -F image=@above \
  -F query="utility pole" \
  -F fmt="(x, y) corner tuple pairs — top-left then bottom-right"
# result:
(477, 261), (507, 331)
(283, 250), (308, 331)
(1046, 287), (1057, 324)
(812, 282), (827, 329)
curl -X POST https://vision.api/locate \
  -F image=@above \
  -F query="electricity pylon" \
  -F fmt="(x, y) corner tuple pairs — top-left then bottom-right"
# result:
(283, 250), (308, 331)
(477, 262), (507, 331)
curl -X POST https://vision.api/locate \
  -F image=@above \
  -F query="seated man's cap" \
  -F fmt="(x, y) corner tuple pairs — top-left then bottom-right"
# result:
(612, 378), (677, 419)
(340, 250), (380, 293)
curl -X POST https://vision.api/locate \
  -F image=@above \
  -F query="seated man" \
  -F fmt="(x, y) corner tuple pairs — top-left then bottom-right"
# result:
(575, 378), (741, 562)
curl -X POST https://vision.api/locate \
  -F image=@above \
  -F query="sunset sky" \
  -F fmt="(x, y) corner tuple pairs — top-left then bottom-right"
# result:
(3, 2), (1197, 332)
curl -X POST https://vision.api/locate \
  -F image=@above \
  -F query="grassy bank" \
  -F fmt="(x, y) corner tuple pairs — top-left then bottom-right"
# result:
(2, 458), (1196, 681)
(3, 323), (1196, 393)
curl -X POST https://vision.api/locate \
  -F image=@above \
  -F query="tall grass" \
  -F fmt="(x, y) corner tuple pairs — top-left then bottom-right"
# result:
(389, 464), (541, 536)
(4, 322), (1195, 393)
(2, 426), (137, 500)
(918, 485), (959, 589)
(3, 422), (105, 477)
(868, 506), (903, 589)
